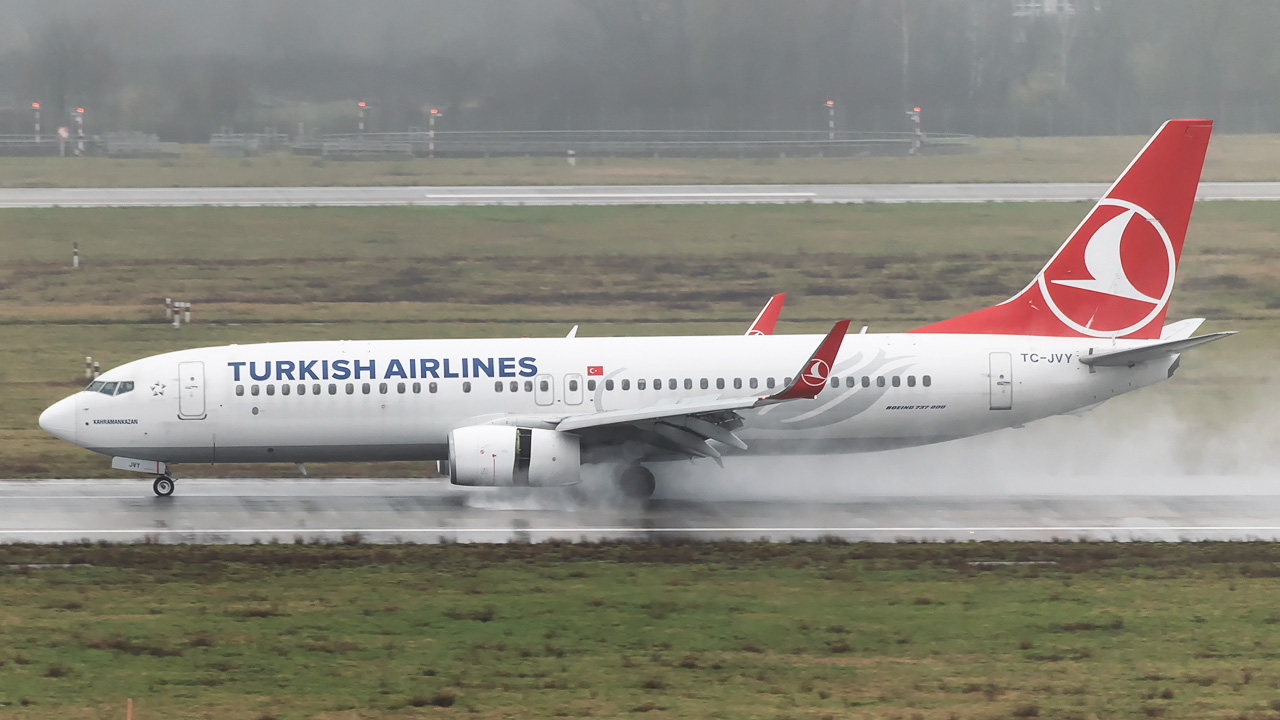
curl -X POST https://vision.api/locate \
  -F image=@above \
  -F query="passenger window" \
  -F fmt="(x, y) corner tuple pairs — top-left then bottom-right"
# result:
(638, 379), (647, 391)
(413, 382), (421, 393)
(749, 378), (758, 390)
(117, 381), (134, 395)
(569, 379), (578, 392)
(621, 379), (630, 391)
(539, 380), (549, 392)
(346, 383), (354, 394)
(877, 376), (885, 388)
(605, 379), (614, 391)
(699, 378), (708, 390)
(845, 377), (856, 388)
(524, 380), (533, 392)
(379, 383), (388, 394)
(361, 383), (371, 394)
(313, 384), (321, 395)
(430, 382), (438, 393)
(733, 378), (742, 390)
(266, 384), (276, 396)
(715, 378), (724, 390)
(329, 383), (337, 395)
(281, 384), (290, 396)
(892, 376), (901, 387)
(587, 379), (596, 391)
(462, 381), (471, 393)
(100, 381), (118, 395)
(862, 376), (871, 388)
(236, 385), (244, 396)
(907, 376), (916, 387)
(923, 375), (932, 387)
(684, 378), (692, 390)
(86, 381), (105, 392)
(510, 381), (519, 392)
(297, 384), (305, 395)
(785, 377), (792, 386)
(668, 378), (677, 390)
(765, 378), (775, 389)
(252, 385), (260, 396)
(398, 382), (406, 394)
(829, 377), (839, 388)
(494, 381), (503, 392)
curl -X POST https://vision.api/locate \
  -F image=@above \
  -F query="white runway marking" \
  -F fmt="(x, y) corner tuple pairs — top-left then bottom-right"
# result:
(6, 526), (1280, 535)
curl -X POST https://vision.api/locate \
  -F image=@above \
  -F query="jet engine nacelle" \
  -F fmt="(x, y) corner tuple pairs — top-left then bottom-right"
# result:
(448, 425), (581, 487)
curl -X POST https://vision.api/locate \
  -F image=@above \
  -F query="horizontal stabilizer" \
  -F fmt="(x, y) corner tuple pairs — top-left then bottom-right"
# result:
(1080, 332), (1234, 367)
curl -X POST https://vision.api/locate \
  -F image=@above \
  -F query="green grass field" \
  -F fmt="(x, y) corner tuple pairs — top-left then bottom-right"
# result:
(2, 202), (1274, 478)
(4, 542), (1280, 719)
(4, 133), (1280, 188)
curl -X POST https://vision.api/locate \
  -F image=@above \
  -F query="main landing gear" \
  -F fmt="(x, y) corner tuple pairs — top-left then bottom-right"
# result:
(616, 465), (656, 500)
(153, 475), (175, 497)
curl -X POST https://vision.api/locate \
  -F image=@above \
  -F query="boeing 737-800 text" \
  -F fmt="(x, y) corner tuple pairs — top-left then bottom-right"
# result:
(39, 120), (1230, 498)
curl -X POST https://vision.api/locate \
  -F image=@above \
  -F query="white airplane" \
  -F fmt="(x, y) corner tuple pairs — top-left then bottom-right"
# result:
(39, 120), (1231, 499)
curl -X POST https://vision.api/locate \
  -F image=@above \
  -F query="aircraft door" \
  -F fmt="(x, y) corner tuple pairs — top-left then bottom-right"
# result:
(534, 374), (554, 406)
(178, 361), (207, 419)
(564, 373), (583, 406)
(989, 352), (1012, 411)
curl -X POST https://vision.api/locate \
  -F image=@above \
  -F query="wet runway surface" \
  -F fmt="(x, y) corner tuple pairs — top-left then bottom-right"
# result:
(5, 478), (1280, 544)
(1, 182), (1279, 208)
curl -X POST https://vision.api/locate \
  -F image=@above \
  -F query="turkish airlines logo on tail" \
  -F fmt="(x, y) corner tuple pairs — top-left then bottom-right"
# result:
(1038, 199), (1176, 337)
(800, 359), (830, 387)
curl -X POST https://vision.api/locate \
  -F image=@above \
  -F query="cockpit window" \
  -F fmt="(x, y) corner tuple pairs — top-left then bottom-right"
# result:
(85, 380), (134, 396)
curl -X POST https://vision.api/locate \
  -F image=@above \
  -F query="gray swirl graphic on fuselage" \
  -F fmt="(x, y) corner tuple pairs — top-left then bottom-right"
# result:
(750, 349), (915, 431)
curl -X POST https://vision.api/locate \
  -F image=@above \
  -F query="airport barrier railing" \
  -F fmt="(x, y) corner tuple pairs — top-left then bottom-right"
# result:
(208, 132), (291, 157)
(291, 130), (978, 159)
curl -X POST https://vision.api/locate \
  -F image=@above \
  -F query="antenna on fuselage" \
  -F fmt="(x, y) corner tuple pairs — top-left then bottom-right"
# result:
(566, 325), (579, 339)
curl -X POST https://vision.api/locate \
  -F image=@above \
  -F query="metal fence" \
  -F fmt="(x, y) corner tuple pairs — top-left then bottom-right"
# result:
(208, 132), (291, 157)
(292, 130), (978, 159)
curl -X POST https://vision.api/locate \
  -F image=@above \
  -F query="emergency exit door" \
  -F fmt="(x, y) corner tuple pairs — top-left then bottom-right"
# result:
(989, 352), (1012, 411)
(178, 361), (206, 419)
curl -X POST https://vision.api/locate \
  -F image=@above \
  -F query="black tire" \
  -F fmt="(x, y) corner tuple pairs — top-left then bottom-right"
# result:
(153, 476), (175, 497)
(616, 466), (656, 500)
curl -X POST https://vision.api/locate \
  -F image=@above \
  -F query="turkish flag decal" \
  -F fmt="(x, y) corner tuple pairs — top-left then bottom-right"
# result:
(587, 366), (604, 376)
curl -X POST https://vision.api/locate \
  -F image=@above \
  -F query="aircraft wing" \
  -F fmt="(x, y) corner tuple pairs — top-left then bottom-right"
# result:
(554, 320), (849, 462)
(1080, 332), (1234, 368)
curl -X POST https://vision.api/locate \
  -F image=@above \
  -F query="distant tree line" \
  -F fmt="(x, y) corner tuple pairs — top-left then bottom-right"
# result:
(0, 0), (1277, 141)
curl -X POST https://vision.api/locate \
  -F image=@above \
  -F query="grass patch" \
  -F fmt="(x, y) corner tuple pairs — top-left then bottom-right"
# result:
(3, 133), (1280, 188)
(0, 542), (1279, 717)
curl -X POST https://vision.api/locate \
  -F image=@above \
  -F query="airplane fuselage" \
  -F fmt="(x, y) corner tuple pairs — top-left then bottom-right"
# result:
(47, 333), (1171, 466)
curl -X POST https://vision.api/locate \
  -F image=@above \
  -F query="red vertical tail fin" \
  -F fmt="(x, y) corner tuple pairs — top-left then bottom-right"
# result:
(913, 119), (1212, 339)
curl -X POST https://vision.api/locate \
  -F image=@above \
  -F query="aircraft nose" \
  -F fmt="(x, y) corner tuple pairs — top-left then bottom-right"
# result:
(39, 396), (77, 444)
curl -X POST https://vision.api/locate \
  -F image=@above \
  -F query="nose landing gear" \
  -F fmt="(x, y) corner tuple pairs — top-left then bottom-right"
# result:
(153, 475), (175, 497)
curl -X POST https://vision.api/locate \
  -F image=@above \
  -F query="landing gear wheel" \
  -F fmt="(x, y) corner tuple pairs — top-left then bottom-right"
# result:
(617, 466), (656, 500)
(153, 475), (175, 497)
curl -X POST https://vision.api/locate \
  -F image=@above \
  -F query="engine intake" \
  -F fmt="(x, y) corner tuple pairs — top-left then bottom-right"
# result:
(448, 425), (581, 487)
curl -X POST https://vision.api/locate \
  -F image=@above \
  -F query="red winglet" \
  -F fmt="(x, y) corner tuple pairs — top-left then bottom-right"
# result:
(768, 320), (850, 401)
(746, 293), (786, 336)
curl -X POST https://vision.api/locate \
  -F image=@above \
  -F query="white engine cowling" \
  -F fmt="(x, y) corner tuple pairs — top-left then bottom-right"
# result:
(448, 425), (581, 487)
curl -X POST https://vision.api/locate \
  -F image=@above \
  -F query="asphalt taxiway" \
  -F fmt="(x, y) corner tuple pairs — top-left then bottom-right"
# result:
(1, 182), (1279, 208)
(5, 478), (1280, 544)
